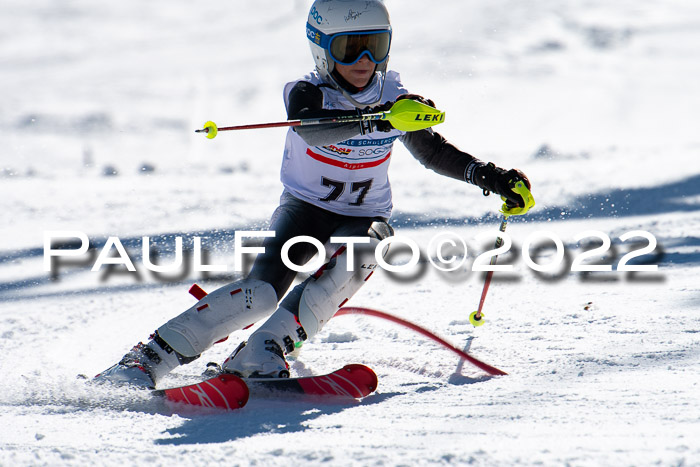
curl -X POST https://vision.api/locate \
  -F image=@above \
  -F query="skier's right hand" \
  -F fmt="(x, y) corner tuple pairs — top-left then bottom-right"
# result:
(371, 94), (437, 132)
(366, 101), (394, 132)
(395, 93), (436, 108)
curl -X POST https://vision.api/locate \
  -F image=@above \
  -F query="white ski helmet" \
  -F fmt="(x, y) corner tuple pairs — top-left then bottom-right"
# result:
(306, 0), (392, 105)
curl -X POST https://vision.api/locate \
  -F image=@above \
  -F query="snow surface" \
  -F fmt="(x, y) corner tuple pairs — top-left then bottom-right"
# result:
(1, 0), (699, 465)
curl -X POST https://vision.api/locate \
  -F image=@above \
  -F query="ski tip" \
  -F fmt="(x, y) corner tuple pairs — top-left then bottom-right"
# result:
(341, 364), (378, 395)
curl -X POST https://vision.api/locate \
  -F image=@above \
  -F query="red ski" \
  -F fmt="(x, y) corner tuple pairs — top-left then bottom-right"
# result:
(154, 364), (376, 410)
(156, 373), (249, 410)
(245, 364), (378, 399)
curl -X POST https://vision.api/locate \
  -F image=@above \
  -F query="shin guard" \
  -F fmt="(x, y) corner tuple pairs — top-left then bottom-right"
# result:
(296, 221), (392, 340)
(157, 278), (277, 357)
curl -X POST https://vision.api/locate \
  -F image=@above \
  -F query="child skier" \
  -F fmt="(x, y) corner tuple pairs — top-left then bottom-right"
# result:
(96, 0), (534, 388)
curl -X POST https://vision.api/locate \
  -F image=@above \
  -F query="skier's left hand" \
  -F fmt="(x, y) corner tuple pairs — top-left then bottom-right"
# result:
(499, 169), (535, 216)
(474, 163), (535, 216)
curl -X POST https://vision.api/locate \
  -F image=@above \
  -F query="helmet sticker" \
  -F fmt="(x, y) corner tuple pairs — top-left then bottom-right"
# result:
(345, 9), (363, 22)
(310, 6), (323, 25)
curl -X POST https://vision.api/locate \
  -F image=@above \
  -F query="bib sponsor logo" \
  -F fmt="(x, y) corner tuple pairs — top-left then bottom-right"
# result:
(358, 147), (390, 157)
(323, 144), (352, 156)
(338, 135), (399, 147)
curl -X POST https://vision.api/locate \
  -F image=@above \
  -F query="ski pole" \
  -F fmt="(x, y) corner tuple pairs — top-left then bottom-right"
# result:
(469, 214), (509, 327)
(195, 98), (445, 139)
(468, 179), (535, 327)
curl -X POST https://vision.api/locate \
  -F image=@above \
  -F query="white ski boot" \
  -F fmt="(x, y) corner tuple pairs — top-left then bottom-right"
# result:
(222, 331), (291, 378)
(93, 335), (182, 389)
(221, 303), (304, 378)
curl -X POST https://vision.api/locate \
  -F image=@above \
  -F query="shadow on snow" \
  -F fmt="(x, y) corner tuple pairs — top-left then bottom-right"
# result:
(155, 392), (398, 446)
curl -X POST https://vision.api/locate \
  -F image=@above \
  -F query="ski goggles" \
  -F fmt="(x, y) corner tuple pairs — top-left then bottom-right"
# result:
(307, 24), (391, 65)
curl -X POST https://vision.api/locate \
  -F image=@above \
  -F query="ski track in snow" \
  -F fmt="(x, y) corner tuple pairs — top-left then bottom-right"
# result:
(1, 0), (700, 465)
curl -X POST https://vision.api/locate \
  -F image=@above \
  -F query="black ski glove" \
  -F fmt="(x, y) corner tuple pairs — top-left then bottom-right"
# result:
(397, 93), (436, 108)
(359, 100), (394, 133)
(472, 162), (532, 209)
(367, 93), (437, 132)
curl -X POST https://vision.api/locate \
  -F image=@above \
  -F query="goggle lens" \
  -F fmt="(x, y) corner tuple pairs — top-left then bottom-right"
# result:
(328, 31), (391, 65)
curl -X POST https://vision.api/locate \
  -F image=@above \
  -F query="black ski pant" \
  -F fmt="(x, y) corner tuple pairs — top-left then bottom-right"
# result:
(248, 192), (387, 301)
